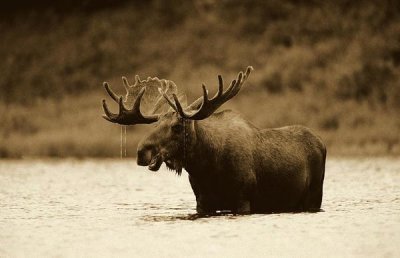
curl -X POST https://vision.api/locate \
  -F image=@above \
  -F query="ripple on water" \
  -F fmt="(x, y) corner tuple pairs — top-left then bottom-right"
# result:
(0, 158), (399, 257)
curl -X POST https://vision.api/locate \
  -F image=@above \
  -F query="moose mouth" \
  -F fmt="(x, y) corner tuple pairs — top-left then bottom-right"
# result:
(148, 154), (163, 171)
(147, 153), (182, 175)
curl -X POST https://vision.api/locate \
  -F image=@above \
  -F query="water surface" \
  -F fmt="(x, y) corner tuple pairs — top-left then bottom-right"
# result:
(0, 158), (399, 257)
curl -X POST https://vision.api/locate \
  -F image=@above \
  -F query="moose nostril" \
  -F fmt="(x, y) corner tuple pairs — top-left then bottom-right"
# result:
(137, 148), (152, 166)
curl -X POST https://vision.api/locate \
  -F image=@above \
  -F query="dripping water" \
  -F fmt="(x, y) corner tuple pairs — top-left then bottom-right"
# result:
(120, 125), (127, 159)
(120, 126), (123, 159)
(124, 125), (127, 157)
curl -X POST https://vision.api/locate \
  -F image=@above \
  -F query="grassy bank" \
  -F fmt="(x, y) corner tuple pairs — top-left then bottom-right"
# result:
(1, 0), (399, 158)
(1, 88), (399, 158)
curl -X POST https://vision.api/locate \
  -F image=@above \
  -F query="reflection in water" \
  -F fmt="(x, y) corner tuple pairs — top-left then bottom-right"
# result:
(142, 213), (203, 222)
(0, 158), (399, 257)
(142, 209), (326, 223)
(143, 212), (252, 222)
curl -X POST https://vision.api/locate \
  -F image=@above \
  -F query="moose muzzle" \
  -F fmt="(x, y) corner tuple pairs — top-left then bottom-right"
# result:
(137, 146), (163, 171)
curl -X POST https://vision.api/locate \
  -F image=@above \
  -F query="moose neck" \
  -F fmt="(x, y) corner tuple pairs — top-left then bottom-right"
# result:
(183, 118), (223, 176)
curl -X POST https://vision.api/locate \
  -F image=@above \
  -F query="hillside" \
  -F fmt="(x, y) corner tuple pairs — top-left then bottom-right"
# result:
(1, 0), (399, 158)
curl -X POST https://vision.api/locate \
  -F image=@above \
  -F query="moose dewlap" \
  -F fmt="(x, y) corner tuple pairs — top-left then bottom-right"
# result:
(102, 66), (326, 214)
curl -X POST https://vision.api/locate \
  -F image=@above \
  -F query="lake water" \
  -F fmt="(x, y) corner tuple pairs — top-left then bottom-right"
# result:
(0, 158), (399, 257)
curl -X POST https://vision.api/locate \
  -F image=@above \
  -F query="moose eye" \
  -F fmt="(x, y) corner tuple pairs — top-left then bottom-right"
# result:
(171, 123), (183, 133)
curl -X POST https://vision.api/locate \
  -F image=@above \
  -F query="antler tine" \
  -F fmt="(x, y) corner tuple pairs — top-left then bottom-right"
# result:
(102, 99), (117, 120)
(216, 75), (224, 99)
(158, 87), (178, 112)
(102, 82), (159, 125)
(223, 79), (237, 99)
(118, 96), (127, 112)
(122, 76), (131, 91)
(167, 66), (253, 120)
(135, 75), (141, 85)
(201, 84), (209, 102)
(223, 72), (242, 99)
(103, 82), (119, 103)
(133, 87), (146, 111)
(172, 94), (185, 116)
(245, 66), (254, 78)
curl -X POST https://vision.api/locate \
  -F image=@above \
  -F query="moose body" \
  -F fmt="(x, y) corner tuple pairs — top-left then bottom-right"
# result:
(102, 66), (326, 214)
(179, 111), (325, 213)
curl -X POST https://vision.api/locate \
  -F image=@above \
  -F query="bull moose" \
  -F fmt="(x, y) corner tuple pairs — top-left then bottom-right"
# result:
(102, 66), (326, 214)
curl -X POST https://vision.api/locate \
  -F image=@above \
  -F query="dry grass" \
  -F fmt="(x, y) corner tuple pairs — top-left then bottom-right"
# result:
(0, 93), (149, 158)
(1, 88), (399, 158)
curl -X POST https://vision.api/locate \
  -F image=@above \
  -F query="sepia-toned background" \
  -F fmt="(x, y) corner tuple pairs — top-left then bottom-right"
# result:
(1, 2), (400, 257)
(1, 0), (399, 158)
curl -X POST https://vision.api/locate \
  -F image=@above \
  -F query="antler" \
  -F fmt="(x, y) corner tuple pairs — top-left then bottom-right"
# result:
(161, 66), (253, 120)
(102, 79), (159, 125)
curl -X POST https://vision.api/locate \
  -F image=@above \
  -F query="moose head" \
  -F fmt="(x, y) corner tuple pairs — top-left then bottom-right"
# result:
(102, 66), (253, 175)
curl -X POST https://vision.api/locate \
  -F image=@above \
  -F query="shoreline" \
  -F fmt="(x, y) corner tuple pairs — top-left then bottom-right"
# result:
(1, 151), (399, 161)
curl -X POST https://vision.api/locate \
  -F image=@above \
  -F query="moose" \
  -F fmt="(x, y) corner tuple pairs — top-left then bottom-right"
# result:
(102, 67), (326, 214)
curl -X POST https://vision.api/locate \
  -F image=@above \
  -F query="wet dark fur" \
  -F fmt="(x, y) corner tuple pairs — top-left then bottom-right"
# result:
(138, 110), (326, 214)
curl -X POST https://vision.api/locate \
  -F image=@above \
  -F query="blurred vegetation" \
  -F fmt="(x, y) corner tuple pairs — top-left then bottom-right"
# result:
(1, 0), (399, 158)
